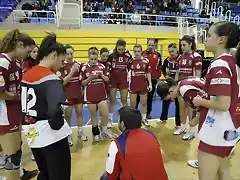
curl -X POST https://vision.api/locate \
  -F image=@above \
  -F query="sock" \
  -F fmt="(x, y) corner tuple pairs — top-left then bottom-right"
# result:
(142, 114), (146, 120)
(102, 126), (107, 133)
(20, 167), (24, 177)
(109, 113), (113, 121)
(189, 127), (195, 134)
(78, 127), (83, 133)
(181, 124), (186, 129)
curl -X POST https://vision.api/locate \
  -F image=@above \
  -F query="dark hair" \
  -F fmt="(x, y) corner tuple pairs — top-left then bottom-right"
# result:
(118, 106), (142, 130)
(0, 29), (35, 53)
(37, 33), (66, 62)
(168, 43), (177, 49)
(181, 35), (196, 51)
(116, 38), (126, 48)
(236, 46), (240, 67)
(157, 78), (177, 99)
(147, 38), (155, 44)
(88, 46), (98, 56)
(213, 21), (240, 49)
(65, 44), (74, 51)
(100, 47), (109, 55)
(133, 44), (142, 51)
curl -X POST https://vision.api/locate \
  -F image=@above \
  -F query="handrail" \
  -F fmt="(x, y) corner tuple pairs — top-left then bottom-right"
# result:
(233, 15), (240, 25)
(11, 10), (56, 23)
(224, 10), (231, 21)
(211, 2), (217, 16)
(217, 6), (224, 16)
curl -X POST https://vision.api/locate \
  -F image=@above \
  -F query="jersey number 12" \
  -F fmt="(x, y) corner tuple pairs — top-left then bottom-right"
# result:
(21, 86), (37, 117)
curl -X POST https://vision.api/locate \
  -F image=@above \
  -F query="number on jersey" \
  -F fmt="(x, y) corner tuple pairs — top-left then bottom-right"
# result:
(21, 86), (37, 117)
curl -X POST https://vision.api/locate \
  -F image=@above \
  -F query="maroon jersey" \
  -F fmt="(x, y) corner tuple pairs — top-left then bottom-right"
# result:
(129, 57), (151, 94)
(198, 53), (240, 157)
(98, 60), (111, 95)
(179, 78), (207, 110)
(178, 52), (202, 79)
(80, 63), (108, 103)
(108, 50), (132, 83)
(57, 61), (82, 99)
(0, 53), (21, 134)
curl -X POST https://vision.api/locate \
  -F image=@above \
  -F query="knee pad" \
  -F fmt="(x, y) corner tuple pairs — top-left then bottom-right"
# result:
(4, 149), (22, 170)
(92, 126), (100, 136)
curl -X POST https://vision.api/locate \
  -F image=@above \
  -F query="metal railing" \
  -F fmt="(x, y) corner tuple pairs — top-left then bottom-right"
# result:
(11, 10), (56, 24)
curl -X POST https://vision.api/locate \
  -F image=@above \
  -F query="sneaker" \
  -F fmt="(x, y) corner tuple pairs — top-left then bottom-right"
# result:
(31, 154), (35, 161)
(157, 119), (167, 124)
(102, 131), (114, 139)
(173, 127), (186, 135)
(93, 135), (101, 142)
(78, 131), (88, 141)
(146, 115), (152, 119)
(182, 131), (195, 140)
(0, 156), (5, 170)
(142, 119), (150, 127)
(107, 120), (113, 129)
(21, 168), (38, 180)
(188, 160), (198, 168)
(68, 135), (73, 146)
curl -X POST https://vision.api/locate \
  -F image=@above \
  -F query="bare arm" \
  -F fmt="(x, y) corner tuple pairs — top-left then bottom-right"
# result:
(198, 96), (231, 112)
(0, 91), (18, 100)
(101, 74), (109, 82)
(147, 72), (152, 87)
(62, 70), (75, 86)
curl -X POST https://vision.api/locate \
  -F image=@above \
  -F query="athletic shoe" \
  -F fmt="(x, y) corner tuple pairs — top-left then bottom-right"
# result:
(93, 135), (101, 142)
(0, 156), (5, 170)
(173, 127), (186, 135)
(146, 115), (152, 119)
(182, 132), (195, 140)
(157, 119), (167, 124)
(68, 135), (73, 146)
(107, 120), (113, 129)
(188, 160), (198, 168)
(102, 131), (114, 139)
(142, 119), (150, 127)
(78, 131), (88, 141)
(21, 168), (38, 180)
(31, 155), (35, 161)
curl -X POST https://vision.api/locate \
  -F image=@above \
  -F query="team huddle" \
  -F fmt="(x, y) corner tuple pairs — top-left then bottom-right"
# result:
(0, 21), (239, 180)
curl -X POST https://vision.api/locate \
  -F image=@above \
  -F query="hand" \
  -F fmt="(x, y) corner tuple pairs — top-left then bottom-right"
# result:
(148, 85), (153, 92)
(98, 72), (103, 77)
(14, 92), (20, 100)
(71, 63), (80, 73)
(89, 73), (99, 80)
(192, 95), (203, 107)
(189, 116), (199, 127)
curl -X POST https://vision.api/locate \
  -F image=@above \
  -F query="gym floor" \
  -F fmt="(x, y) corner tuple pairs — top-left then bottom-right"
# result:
(1, 93), (240, 180)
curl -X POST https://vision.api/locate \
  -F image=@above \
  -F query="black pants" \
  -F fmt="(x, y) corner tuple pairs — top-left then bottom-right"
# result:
(136, 79), (158, 116)
(160, 98), (181, 126)
(31, 137), (71, 180)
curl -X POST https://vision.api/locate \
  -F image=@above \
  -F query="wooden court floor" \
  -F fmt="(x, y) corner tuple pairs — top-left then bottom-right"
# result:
(1, 119), (240, 180)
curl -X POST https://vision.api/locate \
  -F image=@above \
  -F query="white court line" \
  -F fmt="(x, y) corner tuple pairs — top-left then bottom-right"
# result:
(71, 118), (175, 128)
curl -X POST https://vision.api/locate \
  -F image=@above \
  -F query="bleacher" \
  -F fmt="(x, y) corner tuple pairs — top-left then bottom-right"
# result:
(0, 0), (17, 22)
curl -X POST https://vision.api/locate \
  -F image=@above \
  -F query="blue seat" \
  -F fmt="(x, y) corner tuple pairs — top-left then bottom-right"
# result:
(40, 18), (48, 23)
(49, 18), (55, 23)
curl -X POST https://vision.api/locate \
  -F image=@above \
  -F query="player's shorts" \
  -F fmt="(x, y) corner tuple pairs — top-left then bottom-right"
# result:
(0, 122), (20, 135)
(86, 98), (107, 105)
(109, 80), (128, 90)
(129, 88), (148, 95)
(68, 96), (83, 106)
(198, 141), (234, 158)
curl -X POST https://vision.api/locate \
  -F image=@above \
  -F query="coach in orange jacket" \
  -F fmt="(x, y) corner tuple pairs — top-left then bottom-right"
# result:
(100, 107), (168, 180)
(136, 38), (162, 119)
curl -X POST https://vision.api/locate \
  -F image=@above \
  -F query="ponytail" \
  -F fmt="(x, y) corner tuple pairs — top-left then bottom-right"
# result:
(236, 46), (240, 68)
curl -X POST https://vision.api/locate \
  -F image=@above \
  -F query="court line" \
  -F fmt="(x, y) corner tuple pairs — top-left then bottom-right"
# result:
(71, 118), (175, 128)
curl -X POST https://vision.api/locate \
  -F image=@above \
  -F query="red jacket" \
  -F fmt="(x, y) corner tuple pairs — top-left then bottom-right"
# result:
(142, 50), (162, 80)
(106, 128), (168, 180)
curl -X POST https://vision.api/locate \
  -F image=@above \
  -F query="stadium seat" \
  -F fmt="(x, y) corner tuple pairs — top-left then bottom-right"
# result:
(30, 18), (39, 23)
(40, 18), (48, 23)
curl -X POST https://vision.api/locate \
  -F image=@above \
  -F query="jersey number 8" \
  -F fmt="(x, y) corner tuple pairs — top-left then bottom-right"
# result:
(21, 86), (37, 117)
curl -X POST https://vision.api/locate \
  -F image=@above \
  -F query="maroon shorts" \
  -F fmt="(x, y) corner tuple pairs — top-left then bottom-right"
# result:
(198, 141), (234, 158)
(0, 122), (20, 135)
(86, 98), (107, 104)
(109, 80), (128, 90)
(68, 96), (83, 106)
(129, 87), (148, 95)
